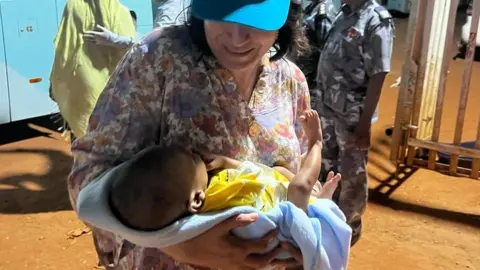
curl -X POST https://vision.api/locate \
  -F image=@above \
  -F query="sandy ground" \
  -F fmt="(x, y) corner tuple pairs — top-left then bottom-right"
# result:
(1, 15), (480, 270)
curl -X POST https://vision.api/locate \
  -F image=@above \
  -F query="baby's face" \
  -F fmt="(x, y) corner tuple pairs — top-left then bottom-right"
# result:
(192, 153), (209, 191)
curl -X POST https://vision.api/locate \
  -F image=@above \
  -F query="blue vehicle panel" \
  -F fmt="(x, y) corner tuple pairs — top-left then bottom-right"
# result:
(120, 0), (153, 31)
(1, 0), (59, 123)
(0, 0), (153, 124)
(0, 6), (10, 124)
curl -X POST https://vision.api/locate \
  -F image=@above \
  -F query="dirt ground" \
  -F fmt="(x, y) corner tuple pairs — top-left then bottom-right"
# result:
(1, 16), (480, 270)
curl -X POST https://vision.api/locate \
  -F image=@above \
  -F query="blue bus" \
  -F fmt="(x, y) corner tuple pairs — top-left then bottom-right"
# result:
(0, 0), (153, 125)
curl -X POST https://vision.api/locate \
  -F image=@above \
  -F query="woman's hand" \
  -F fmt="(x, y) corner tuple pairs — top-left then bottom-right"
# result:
(272, 242), (303, 269)
(161, 213), (282, 269)
(351, 124), (371, 151)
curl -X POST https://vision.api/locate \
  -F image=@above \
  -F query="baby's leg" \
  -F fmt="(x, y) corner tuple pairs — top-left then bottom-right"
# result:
(287, 110), (323, 211)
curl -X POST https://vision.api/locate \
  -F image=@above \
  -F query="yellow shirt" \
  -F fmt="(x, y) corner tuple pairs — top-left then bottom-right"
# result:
(50, 0), (136, 137)
(200, 161), (316, 213)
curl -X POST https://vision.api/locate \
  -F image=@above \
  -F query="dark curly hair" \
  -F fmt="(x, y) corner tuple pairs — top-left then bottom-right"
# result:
(188, 2), (310, 61)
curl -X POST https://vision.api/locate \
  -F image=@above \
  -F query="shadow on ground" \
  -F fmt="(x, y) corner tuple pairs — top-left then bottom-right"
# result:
(0, 116), (70, 215)
(0, 115), (72, 214)
(367, 133), (480, 228)
(0, 149), (72, 214)
(0, 148), (73, 214)
(0, 114), (64, 146)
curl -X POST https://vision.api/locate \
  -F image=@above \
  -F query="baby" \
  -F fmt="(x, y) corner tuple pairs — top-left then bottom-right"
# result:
(109, 110), (341, 231)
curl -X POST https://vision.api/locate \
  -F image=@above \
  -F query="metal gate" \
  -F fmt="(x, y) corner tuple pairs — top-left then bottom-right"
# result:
(390, 0), (480, 179)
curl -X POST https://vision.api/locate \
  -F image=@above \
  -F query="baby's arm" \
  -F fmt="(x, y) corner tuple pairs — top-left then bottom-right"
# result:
(272, 166), (295, 181)
(284, 109), (325, 211)
(285, 141), (323, 212)
(204, 155), (243, 171)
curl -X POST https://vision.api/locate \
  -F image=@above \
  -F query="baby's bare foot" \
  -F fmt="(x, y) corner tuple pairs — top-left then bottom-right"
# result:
(320, 171), (342, 200)
(300, 109), (322, 143)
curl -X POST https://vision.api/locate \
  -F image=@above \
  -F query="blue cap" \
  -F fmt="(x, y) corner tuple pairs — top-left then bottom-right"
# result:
(191, 0), (291, 31)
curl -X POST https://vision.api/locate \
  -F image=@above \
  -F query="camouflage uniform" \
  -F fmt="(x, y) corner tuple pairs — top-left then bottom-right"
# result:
(296, 0), (338, 88)
(312, 0), (394, 245)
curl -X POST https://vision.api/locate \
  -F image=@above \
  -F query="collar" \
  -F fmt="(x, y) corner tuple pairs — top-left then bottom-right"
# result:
(202, 53), (272, 77)
(260, 54), (272, 74)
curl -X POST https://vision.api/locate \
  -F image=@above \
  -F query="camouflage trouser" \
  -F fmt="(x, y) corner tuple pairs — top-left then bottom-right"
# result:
(315, 101), (369, 246)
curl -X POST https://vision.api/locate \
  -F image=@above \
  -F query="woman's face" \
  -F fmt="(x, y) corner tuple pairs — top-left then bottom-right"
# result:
(204, 21), (278, 70)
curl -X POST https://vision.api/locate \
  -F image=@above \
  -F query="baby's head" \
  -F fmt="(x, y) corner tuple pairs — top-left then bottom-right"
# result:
(109, 145), (209, 231)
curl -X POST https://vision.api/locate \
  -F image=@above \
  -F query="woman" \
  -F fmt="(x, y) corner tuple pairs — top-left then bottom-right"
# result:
(69, 0), (315, 269)
(49, 0), (136, 139)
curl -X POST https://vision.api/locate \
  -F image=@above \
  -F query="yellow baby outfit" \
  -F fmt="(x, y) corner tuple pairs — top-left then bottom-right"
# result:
(200, 161), (316, 213)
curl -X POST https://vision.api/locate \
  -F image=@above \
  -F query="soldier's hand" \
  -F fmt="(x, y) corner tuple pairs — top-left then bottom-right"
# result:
(355, 135), (370, 150)
(352, 125), (371, 150)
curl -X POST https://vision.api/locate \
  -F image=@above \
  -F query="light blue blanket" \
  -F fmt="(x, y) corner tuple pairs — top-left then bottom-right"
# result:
(77, 167), (352, 269)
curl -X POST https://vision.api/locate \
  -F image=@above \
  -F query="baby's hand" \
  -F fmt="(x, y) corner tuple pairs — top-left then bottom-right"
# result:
(203, 154), (240, 171)
(202, 154), (225, 171)
(299, 109), (322, 143)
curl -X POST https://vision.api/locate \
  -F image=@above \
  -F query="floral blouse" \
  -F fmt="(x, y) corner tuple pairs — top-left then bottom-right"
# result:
(68, 26), (310, 270)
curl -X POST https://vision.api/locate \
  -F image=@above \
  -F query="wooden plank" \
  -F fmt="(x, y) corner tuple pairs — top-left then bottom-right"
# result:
(472, 136), (480, 178)
(450, 0), (480, 176)
(406, 0), (437, 166)
(428, 0), (460, 170)
(427, 150), (437, 170)
(397, 125), (414, 167)
(408, 138), (480, 159)
(390, 0), (423, 162)
(412, 159), (478, 179)
(417, 0), (448, 141)
(397, 64), (418, 164)
(469, 0), (480, 179)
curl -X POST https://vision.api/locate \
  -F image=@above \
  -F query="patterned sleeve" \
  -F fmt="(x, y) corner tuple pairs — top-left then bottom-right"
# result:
(292, 65), (311, 154)
(364, 19), (394, 77)
(67, 42), (165, 209)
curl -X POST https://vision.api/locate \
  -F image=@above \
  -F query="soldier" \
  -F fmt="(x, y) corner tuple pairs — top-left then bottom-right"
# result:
(296, 0), (338, 89)
(313, 0), (394, 246)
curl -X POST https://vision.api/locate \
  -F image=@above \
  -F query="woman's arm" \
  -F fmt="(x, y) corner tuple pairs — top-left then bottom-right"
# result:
(68, 41), (165, 267)
(71, 35), (282, 269)
(68, 44), (163, 211)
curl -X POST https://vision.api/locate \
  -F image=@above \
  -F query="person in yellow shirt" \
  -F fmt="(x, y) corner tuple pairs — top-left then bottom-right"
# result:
(49, 0), (136, 139)
(107, 109), (341, 231)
